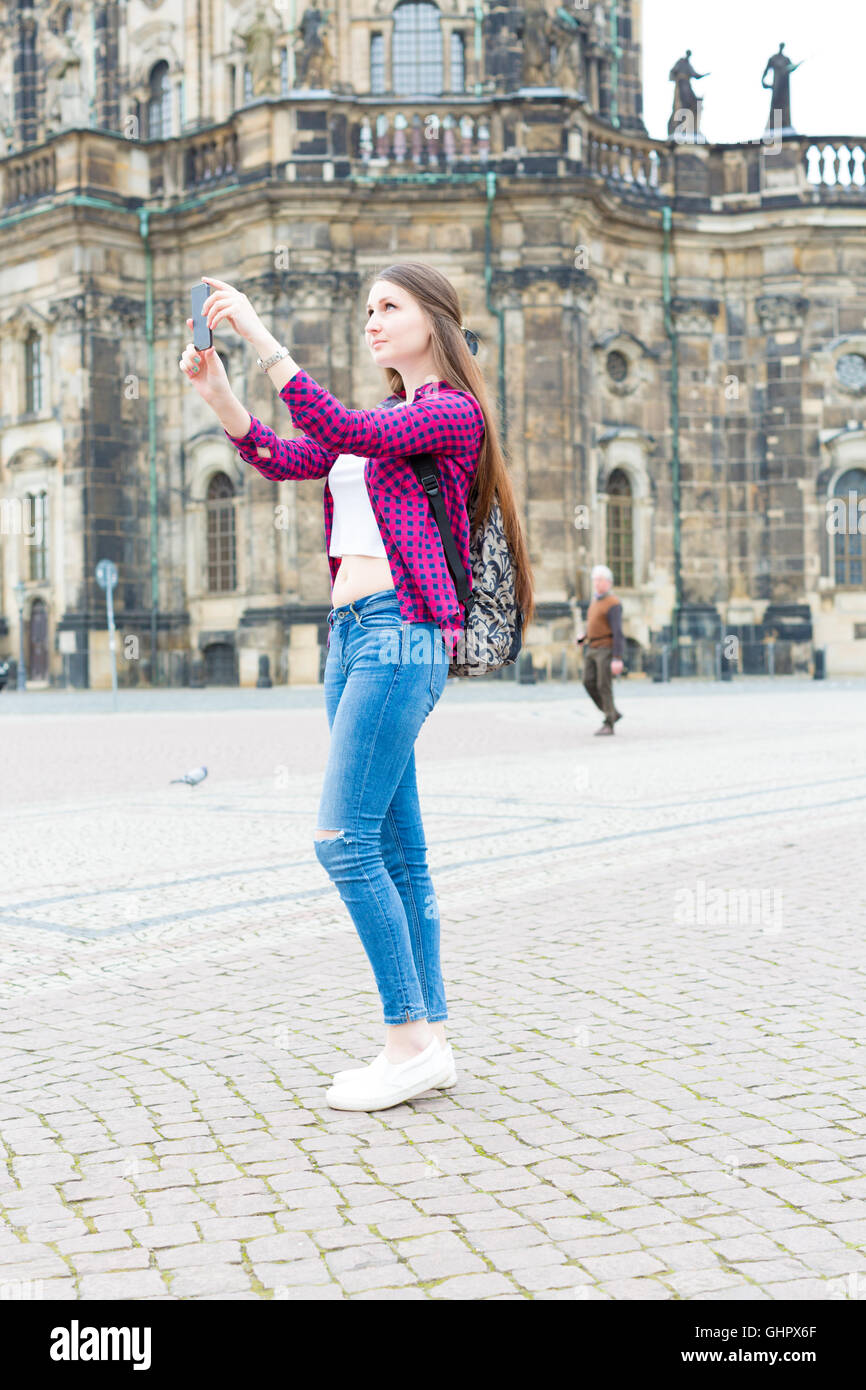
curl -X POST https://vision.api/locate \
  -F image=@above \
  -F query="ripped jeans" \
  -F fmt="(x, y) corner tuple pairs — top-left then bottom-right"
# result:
(314, 588), (451, 1025)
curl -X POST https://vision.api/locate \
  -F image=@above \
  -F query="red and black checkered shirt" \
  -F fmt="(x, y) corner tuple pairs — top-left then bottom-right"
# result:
(223, 367), (485, 656)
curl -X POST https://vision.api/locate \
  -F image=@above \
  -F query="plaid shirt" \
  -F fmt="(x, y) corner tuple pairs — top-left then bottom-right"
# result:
(223, 367), (485, 656)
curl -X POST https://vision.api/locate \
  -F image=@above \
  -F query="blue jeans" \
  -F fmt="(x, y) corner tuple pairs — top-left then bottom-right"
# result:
(314, 588), (450, 1025)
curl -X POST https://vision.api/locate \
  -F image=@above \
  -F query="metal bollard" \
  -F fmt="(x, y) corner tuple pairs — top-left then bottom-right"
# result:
(517, 650), (536, 684)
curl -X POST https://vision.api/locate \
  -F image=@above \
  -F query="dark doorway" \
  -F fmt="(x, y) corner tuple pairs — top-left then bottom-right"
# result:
(28, 598), (48, 680)
(203, 641), (238, 686)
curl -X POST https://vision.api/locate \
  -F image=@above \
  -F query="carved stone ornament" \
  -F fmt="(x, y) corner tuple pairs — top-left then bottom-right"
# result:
(45, 295), (87, 329)
(490, 265), (597, 311)
(592, 330), (657, 396)
(811, 334), (866, 398)
(0, 303), (53, 340)
(45, 290), (142, 336)
(6, 448), (59, 485)
(670, 296), (720, 333)
(755, 294), (809, 332)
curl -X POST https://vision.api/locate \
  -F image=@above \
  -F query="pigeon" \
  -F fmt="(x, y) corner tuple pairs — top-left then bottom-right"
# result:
(170, 766), (208, 786)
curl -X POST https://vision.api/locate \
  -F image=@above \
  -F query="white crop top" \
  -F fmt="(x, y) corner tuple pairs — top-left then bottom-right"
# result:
(327, 453), (388, 559)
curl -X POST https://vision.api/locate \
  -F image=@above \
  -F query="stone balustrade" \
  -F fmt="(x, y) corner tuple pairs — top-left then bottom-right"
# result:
(2, 107), (865, 211)
(803, 140), (866, 188)
(1, 147), (56, 208)
(355, 109), (490, 168)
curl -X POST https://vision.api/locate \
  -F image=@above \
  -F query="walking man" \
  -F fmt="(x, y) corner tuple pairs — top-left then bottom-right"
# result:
(576, 564), (624, 736)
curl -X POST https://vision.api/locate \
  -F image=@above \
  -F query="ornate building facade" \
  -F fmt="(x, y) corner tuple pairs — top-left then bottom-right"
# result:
(0, 0), (864, 688)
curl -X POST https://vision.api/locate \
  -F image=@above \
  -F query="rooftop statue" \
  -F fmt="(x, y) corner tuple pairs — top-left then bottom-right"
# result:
(667, 50), (709, 141)
(761, 42), (803, 134)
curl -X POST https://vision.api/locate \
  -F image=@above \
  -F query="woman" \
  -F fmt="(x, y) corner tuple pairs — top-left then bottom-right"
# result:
(180, 260), (535, 1111)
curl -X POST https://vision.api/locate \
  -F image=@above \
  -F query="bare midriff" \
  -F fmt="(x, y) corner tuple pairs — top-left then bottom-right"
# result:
(330, 555), (396, 608)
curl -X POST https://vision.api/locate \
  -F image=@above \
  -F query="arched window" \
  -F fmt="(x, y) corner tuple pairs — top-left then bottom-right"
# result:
(25, 490), (49, 581)
(449, 31), (465, 93)
(24, 330), (42, 413)
(833, 467), (866, 588)
(607, 468), (634, 588)
(206, 472), (237, 592)
(370, 32), (386, 94)
(147, 61), (172, 139)
(392, 2), (443, 96)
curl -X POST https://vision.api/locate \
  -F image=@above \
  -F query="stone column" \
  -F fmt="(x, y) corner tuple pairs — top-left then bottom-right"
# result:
(754, 293), (810, 604)
(669, 294), (723, 614)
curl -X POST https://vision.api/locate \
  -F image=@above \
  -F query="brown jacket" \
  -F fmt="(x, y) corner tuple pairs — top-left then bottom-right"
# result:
(585, 592), (624, 660)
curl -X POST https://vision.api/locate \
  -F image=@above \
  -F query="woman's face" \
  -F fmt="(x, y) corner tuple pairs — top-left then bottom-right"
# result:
(364, 280), (432, 369)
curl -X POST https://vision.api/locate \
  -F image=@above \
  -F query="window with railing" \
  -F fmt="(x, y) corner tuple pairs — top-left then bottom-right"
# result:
(25, 330), (42, 414)
(147, 60), (172, 139)
(393, 1), (443, 96)
(370, 32), (386, 94)
(607, 468), (634, 588)
(833, 467), (866, 588)
(206, 472), (237, 592)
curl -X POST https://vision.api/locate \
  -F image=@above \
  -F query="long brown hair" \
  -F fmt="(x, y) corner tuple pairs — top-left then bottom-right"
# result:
(368, 260), (536, 629)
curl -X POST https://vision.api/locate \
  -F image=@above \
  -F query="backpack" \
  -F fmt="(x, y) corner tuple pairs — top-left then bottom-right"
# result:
(407, 452), (524, 678)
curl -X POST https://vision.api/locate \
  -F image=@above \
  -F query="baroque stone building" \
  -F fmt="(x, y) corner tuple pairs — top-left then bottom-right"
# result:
(0, 0), (864, 688)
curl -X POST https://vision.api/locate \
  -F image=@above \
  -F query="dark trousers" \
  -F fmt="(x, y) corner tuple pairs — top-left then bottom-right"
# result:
(583, 643), (620, 723)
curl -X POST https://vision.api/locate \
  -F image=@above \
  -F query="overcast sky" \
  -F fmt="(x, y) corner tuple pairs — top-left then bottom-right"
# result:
(641, 0), (863, 144)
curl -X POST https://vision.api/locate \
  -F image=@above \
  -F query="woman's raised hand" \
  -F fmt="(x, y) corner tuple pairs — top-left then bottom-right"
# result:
(179, 318), (232, 406)
(198, 276), (265, 341)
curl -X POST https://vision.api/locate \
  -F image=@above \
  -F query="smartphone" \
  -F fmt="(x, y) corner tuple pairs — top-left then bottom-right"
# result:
(190, 283), (213, 351)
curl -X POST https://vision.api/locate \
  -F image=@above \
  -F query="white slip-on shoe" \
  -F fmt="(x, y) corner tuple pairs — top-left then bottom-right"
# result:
(333, 1039), (457, 1089)
(325, 1038), (452, 1111)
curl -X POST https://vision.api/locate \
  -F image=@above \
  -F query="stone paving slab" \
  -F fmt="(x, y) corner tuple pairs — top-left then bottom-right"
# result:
(1, 678), (865, 1300)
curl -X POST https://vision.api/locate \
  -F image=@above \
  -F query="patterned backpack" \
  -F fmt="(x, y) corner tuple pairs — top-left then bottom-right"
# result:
(407, 452), (524, 678)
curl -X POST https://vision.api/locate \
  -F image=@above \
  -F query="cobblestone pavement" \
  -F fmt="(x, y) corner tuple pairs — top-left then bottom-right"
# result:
(1, 676), (865, 1301)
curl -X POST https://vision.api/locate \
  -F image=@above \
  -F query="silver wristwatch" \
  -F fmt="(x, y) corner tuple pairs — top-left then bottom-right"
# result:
(256, 344), (291, 372)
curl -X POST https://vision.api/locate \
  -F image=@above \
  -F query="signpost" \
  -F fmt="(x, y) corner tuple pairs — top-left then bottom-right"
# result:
(95, 559), (119, 710)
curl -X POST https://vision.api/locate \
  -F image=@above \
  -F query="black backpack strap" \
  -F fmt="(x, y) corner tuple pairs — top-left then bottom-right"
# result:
(407, 453), (472, 606)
